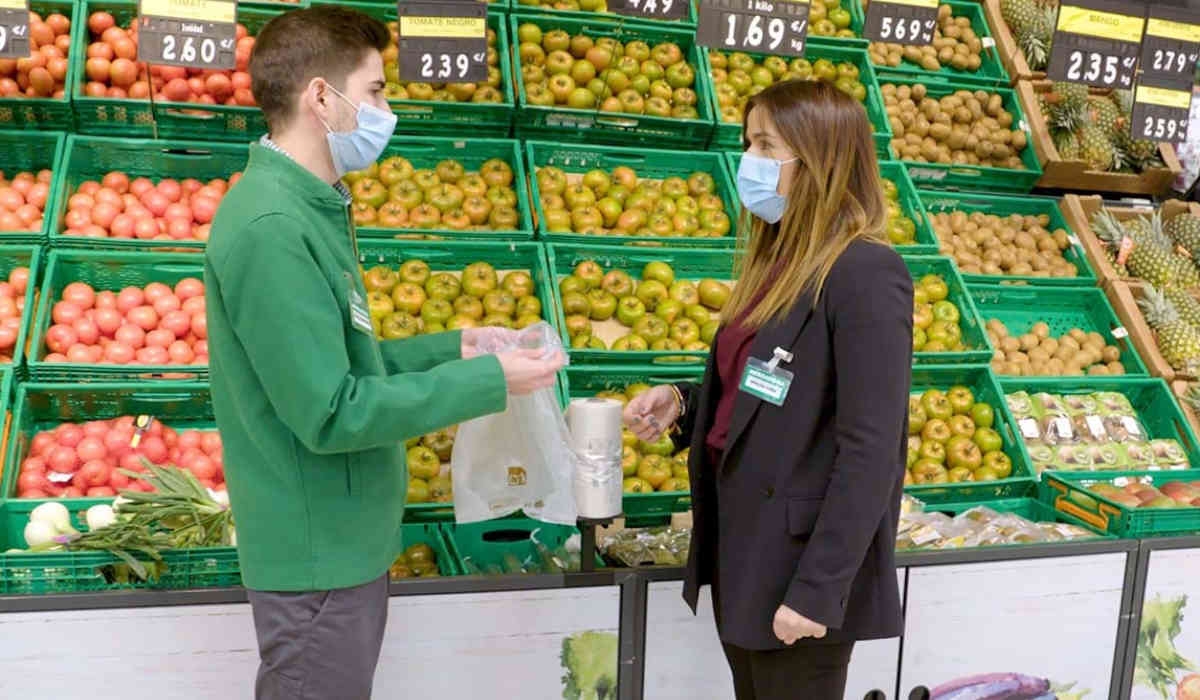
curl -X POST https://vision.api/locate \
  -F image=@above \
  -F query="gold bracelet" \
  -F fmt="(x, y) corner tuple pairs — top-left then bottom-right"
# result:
(669, 384), (685, 418)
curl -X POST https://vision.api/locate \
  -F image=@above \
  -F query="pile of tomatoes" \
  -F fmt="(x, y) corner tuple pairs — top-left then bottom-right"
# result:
(62, 170), (237, 241)
(0, 11), (72, 99)
(0, 169), (52, 234)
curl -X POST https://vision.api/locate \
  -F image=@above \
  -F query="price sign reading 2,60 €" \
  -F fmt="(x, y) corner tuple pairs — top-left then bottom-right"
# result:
(137, 0), (237, 70)
(1046, 0), (1144, 89)
(1141, 6), (1200, 91)
(862, 0), (938, 46)
(696, 0), (811, 58)
(1130, 83), (1192, 145)
(396, 0), (487, 84)
(0, 0), (30, 60)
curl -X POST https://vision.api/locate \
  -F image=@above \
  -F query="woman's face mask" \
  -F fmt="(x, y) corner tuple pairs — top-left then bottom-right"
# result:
(737, 153), (797, 224)
(316, 84), (397, 178)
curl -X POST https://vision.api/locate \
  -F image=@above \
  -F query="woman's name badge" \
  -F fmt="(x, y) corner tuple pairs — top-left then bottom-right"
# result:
(739, 347), (793, 406)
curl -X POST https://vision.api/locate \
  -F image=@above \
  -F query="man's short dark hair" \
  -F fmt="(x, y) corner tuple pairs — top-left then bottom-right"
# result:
(250, 5), (390, 131)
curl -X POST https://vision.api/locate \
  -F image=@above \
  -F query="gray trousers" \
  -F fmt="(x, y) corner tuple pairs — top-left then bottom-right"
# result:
(246, 574), (389, 700)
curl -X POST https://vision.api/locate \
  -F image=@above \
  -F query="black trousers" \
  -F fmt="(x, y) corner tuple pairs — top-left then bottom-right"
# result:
(721, 640), (856, 700)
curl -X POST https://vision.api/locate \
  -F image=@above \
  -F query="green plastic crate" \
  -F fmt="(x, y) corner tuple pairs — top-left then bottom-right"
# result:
(1042, 469), (1200, 538)
(28, 250), (207, 382)
(968, 284), (1149, 377)
(0, 245), (42, 372)
(808, 0), (867, 45)
(526, 140), (738, 247)
(906, 255), (993, 366)
(352, 136), (533, 242)
(0, 130), (66, 244)
(700, 44), (890, 152)
(0, 543), (240, 594)
(917, 190), (1096, 287)
(871, 0), (1009, 88)
(880, 76), (1042, 193)
(446, 518), (604, 574)
(0, 0), (83, 131)
(510, 12), (715, 148)
(875, 132), (894, 160)
(49, 134), (249, 252)
(907, 365), (1036, 502)
(547, 242), (734, 366)
(395, 523), (462, 577)
(507, 0), (698, 27)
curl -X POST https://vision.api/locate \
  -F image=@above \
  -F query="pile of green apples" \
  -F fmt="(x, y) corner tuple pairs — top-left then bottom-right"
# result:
(404, 428), (456, 505)
(516, 22), (700, 118)
(536, 165), (732, 238)
(710, 50), (867, 125)
(912, 273), (970, 353)
(381, 24), (504, 103)
(907, 386), (1013, 485)
(592, 382), (692, 493)
(361, 259), (543, 340)
(560, 260), (730, 351)
(883, 176), (919, 246)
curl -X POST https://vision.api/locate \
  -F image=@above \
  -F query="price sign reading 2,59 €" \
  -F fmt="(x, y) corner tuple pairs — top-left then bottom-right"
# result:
(1046, 0), (1144, 89)
(696, 0), (811, 58)
(1130, 83), (1192, 145)
(137, 0), (237, 70)
(862, 0), (938, 46)
(0, 0), (30, 60)
(396, 0), (487, 84)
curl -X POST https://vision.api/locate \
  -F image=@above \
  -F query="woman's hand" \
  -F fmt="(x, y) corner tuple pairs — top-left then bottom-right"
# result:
(622, 385), (680, 442)
(772, 605), (827, 645)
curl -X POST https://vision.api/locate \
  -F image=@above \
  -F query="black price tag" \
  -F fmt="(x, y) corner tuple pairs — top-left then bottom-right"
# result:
(1140, 6), (1200, 91)
(0, 0), (31, 59)
(1046, 0), (1145, 89)
(696, 0), (810, 58)
(610, 0), (690, 22)
(1130, 82), (1191, 144)
(396, 0), (487, 83)
(862, 0), (937, 46)
(137, 0), (237, 70)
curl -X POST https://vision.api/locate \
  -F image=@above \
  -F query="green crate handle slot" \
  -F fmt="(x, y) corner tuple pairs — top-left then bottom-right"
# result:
(1174, 416), (1200, 460)
(1054, 496), (1112, 531)
(127, 392), (204, 403)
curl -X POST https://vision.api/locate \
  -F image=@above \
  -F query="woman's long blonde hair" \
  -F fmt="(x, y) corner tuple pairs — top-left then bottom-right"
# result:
(725, 80), (888, 330)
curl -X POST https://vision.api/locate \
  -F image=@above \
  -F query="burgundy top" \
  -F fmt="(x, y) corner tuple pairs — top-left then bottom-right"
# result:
(705, 316), (759, 461)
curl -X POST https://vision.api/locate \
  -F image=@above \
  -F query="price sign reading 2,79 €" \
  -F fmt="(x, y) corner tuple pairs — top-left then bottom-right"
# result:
(0, 0), (31, 60)
(396, 0), (487, 84)
(862, 0), (938, 46)
(1046, 0), (1144, 89)
(696, 0), (811, 58)
(1140, 6), (1200, 91)
(137, 0), (237, 70)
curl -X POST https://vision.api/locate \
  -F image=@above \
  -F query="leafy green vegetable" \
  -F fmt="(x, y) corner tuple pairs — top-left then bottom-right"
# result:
(1135, 595), (1196, 699)
(561, 630), (618, 700)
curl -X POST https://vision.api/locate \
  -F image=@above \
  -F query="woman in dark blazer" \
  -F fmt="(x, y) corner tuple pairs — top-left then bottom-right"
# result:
(623, 80), (914, 700)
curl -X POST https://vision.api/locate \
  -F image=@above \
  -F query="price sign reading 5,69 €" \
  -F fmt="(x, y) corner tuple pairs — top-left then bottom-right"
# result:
(1140, 6), (1200, 91)
(1130, 83), (1192, 145)
(137, 0), (237, 70)
(696, 0), (811, 58)
(1046, 0), (1144, 89)
(862, 0), (938, 46)
(396, 0), (487, 84)
(0, 0), (30, 59)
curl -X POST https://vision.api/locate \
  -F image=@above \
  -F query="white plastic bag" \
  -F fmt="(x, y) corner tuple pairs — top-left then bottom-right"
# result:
(452, 323), (578, 525)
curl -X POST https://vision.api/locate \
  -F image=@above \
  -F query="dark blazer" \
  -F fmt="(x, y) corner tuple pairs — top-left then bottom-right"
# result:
(675, 239), (913, 651)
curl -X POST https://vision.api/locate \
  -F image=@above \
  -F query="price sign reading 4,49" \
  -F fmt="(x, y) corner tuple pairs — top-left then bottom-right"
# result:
(1046, 0), (1144, 89)
(1131, 83), (1192, 145)
(696, 0), (811, 58)
(396, 0), (487, 84)
(862, 0), (938, 46)
(137, 0), (237, 70)
(1141, 7), (1200, 90)
(0, 0), (31, 59)
(611, 0), (690, 22)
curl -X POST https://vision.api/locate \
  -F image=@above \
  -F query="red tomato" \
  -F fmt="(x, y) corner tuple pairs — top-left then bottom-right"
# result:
(44, 323), (78, 354)
(153, 294), (181, 316)
(178, 430), (202, 451)
(113, 324), (145, 349)
(80, 459), (109, 486)
(83, 420), (111, 437)
(144, 282), (172, 305)
(120, 451), (144, 472)
(181, 296), (205, 315)
(61, 282), (96, 309)
(138, 435), (168, 464)
(52, 300), (83, 325)
(76, 436), (107, 462)
(62, 486), (85, 498)
(47, 444), (80, 473)
(108, 469), (130, 490)
(65, 344), (93, 363)
(194, 339), (208, 356)
(0, 327), (16, 351)
(167, 340), (195, 364)
(146, 328), (175, 347)
(101, 171), (130, 194)
(157, 179), (182, 203)
(136, 345), (169, 364)
(200, 431), (223, 455)
(95, 306), (122, 335)
(19, 488), (49, 499)
(64, 208), (92, 230)
(17, 471), (48, 493)
(116, 286), (144, 313)
(56, 423), (84, 447)
(94, 290), (118, 310)
(110, 213), (135, 238)
(160, 310), (191, 338)
(140, 190), (169, 217)
(127, 305), (158, 331)
(73, 317), (100, 345)
(87, 486), (116, 497)
(29, 434), (53, 457)
(103, 341), (135, 364)
(67, 193), (93, 210)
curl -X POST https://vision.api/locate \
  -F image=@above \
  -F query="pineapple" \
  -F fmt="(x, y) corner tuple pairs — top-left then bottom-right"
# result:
(1078, 123), (1116, 171)
(1165, 213), (1200, 260)
(1164, 284), (1200, 331)
(1014, 4), (1055, 70)
(1092, 209), (1193, 287)
(1042, 83), (1089, 134)
(1053, 130), (1081, 160)
(1138, 285), (1200, 376)
(1000, 0), (1039, 31)
(1087, 96), (1124, 139)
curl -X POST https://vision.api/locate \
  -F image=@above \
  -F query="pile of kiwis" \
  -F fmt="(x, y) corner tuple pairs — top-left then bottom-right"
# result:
(987, 321), (1126, 377)
(882, 83), (1029, 169)
(869, 4), (985, 73)
(928, 209), (1079, 278)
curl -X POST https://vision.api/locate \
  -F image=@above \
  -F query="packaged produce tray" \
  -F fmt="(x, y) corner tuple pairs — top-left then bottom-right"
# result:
(393, 523), (462, 578)
(526, 140), (738, 247)
(50, 134), (249, 251)
(880, 75), (1042, 193)
(870, 0), (1010, 88)
(917, 189), (1096, 287)
(352, 136), (534, 242)
(509, 13), (715, 148)
(906, 364), (1036, 502)
(700, 43), (890, 152)
(901, 496), (1113, 550)
(0, 130), (66, 244)
(445, 518), (604, 574)
(0, 245), (43, 371)
(1041, 469), (1200, 538)
(28, 250), (207, 382)
(905, 255), (993, 366)
(0, 0), (83, 131)
(968, 283), (1149, 377)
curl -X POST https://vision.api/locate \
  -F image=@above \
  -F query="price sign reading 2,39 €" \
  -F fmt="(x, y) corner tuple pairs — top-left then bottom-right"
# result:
(696, 0), (811, 58)
(396, 0), (487, 84)
(862, 0), (937, 46)
(1046, 0), (1144, 89)
(1140, 6), (1200, 91)
(0, 0), (31, 59)
(137, 0), (237, 70)
(1130, 83), (1192, 145)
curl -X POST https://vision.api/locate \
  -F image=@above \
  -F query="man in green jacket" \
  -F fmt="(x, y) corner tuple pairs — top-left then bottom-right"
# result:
(204, 6), (564, 699)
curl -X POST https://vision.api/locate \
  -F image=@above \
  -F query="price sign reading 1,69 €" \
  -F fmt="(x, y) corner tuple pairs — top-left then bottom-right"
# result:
(1046, 0), (1144, 89)
(610, 0), (690, 22)
(137, 0), (237, 70)
(0, 0), (31, 59)
(396, 0), (487, 84)
(696, 0), (811, 58)
(862, 0), (938, 46)
(1140, 6), (1200, 91)
(1130, 83), (1192, 145)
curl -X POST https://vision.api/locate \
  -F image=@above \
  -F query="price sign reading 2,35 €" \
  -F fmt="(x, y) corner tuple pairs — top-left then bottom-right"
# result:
(696, 0), (811, 58)
(0, 0), (30, 59)
(862, 0), (937, 46)
(137, 0), (237, 70)
(396, 0), (487, 84)
(1141, 6), (1200, 91)
(1130, 83), (1192, 145)
(1046, 0), (1144, 89)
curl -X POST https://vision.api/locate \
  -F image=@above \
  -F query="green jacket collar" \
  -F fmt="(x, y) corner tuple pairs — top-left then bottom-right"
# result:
(247, 143), (348, 211)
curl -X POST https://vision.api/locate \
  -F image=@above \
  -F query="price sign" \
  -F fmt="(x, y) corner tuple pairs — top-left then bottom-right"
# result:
(0, 0), (30, 59)
(396, 0), (487, 83)
(1130, 82), (1191, 144)
(137, 0), (236, 70)
(863, 0), (938, 46)
(1140, 6), (1200, 91)
(610, 0), (689, 22)
(1046, 0), (1144, 89)
(696, 0), (810, 58)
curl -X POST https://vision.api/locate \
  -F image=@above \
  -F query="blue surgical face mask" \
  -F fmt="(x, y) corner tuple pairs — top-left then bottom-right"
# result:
(737, 152), (797, 225)
(318, 84), (397, 178)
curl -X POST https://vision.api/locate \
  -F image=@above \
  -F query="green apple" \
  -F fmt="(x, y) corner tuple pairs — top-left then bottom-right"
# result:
(616, 297), (647, 327)
(642, 261), (676, 286)
(635, 279), (669, 311)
